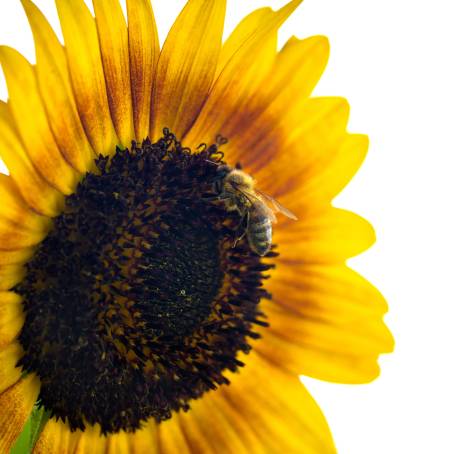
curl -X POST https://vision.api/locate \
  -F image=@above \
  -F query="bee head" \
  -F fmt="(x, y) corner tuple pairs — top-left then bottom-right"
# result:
(216, 165), (232, 179)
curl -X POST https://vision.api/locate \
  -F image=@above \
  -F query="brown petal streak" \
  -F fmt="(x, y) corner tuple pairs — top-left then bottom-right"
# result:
(56, 0), (119, 156)
(0, 46), (80, 194)
(0, 374), (40, 453)
(127, 0), (159, 143)
(184, 1), (305, 147)
(151, 0), (227, 140)
(0, 101), (64, 217)
(93, 0), (135, 147)
(21, 0), (96, 174)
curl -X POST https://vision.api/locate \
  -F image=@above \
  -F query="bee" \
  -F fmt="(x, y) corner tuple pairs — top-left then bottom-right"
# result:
(212, 165), (298, 256)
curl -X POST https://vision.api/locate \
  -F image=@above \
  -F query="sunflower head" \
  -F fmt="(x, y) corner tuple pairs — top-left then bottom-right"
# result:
(15, 131), (274, 434)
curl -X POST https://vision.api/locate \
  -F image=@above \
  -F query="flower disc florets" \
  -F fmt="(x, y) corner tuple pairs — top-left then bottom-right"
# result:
(15, 131), (273, 434)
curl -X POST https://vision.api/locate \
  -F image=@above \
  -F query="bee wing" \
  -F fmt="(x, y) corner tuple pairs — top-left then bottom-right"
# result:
(255, 189), (298, 220)
(254, 196), (277, 223)
(235, 186), (278, 223)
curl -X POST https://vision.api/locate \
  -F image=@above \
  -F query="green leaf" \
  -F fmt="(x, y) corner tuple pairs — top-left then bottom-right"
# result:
(29, 406), (51, 451)
(10, 417), (31, 454)
(10, 405), (50, 454)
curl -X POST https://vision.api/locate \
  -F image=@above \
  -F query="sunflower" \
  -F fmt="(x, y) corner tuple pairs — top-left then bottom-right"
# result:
(0, 0), (393, 452)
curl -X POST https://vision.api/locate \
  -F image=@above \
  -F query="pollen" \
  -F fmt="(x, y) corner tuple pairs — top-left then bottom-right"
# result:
(15, 131), (274, 434)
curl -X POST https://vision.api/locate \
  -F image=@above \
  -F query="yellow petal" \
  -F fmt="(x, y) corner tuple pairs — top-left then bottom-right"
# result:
(223, 35), (330, 164)
(260, 332), (384, 385)
(32, 420), (61, 454)
(174, 411), (219, 453)
(36, 419), (158, 453)
(0, 289), (23, 306)
(224, 97), (364, 213)
(263, 35), (330, 106)
(287, 133), (369, 207)
(215, 7), (274, 80)
(256, 264), (394, 383)
(0, 176), (51, 247)
(74, 425), (107, 454)
(0, 46), (80, 194)
(0, 248), (35, 267)
(0, 265), (25, 290)
(269, 264), (391, 329)
(128, 421), (158, 454)
(175, 393), (256, 453)
(33, 419), (81, 454)
(0, 174), (52, 233)
(175, 351), (335, 453)
(220, 354), (336, 453)
(191, 393), (267, 454)
(158, 417), (191, 454)
(0, 373), (39, 453)
(93, 0), (134, 147)
(0, 342), (23, 392)
(274, 207), (376, 263)
(213, 35), (329, 166)
(253, 130), (367, 214)
(0, 217), (49, 250)
(0, 292), (24, 350)
(21, 0), (95, 174)
(106, 431), (131, 453)
(0, 103), (64, 217)
(126, 0), (159, 142)
(56, 0), (119, 155)
(151, 0), (226, 140)
(184, 0), (302, 148)
(265, 303), (392, 356)
(239, 96), (350, 186)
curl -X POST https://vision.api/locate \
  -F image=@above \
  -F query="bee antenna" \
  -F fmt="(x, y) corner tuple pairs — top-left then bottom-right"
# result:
(205, 159), (221, 166)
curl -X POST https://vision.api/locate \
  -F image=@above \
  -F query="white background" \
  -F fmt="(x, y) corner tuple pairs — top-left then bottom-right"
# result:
(1, 1), (454, 453)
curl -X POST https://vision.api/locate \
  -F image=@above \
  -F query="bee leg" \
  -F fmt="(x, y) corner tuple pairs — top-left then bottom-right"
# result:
(203, 176), (229, 201)
(214, 179), (224, 194)
(201, 194), (219, 201)
(233, 229), (247, 248)
(201, 192), (230, 202)
(233, 211), (248, 248)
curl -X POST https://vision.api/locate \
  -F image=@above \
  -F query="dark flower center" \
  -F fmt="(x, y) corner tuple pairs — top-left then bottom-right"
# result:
(16, 131), (273, 434)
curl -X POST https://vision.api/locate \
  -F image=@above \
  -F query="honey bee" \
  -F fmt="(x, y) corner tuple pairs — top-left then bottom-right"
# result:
(212, 165), (298, 256)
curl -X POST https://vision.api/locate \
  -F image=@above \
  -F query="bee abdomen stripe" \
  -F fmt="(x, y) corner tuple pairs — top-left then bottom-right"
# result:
(249, 219), (271, 232)
(253, 230), (271, 241)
